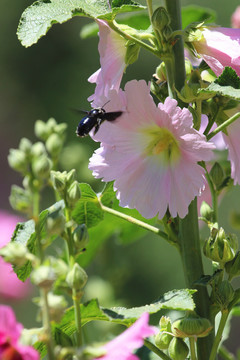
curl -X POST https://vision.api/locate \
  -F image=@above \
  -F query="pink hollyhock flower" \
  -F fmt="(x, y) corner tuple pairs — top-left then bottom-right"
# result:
(0, 305), (39, 359)
(231, 6), (240, 28)
(93, 313), (157, 360)
(0, 211), (31, 299)
(88, 20), (127, 103)
(89, 80), (215, 219)
(191, 26), (240, 77)
(222, 106), (240, 185)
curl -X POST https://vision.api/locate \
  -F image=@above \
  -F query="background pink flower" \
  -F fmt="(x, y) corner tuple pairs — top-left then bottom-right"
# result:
(89, 80), (215, 219)
(231, 6), (240, 28)
(88, 20), (126, 104)
(93, 313), (157, 360)
(192, 26), (240, 77)
(0, 305), (39, 360)
(0, 211), (31, 299)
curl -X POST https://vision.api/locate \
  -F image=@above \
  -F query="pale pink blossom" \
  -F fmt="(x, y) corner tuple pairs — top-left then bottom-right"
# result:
(89, 80), (215, 219)
(222, 107), (240, 185)
(0, 211), (31, 299)
(192, 26), (240, 77)
(93, 313), (157, 360)
(0, 305), (39, 359)
(231, 6), (240, 28)
(88, 20), (126, 103)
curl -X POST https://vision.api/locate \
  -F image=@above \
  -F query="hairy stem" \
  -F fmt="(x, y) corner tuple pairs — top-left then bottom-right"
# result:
(209, 310), (229, 360)
(144, 339), (172, 360)
(207, 112), (240, 141)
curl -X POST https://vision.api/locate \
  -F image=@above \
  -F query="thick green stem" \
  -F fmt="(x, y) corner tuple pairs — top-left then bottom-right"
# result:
(144, 339), (172, 360)
(164, 1), (214, 359)
(209, 310), (229, 360)
(72, 289), (83, 347)
(189, 337), (197, 360)
(41, 288), (55, 360)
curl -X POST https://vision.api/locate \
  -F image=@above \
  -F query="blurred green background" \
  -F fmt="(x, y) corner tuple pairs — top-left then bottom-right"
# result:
(1, 0), (240, 356)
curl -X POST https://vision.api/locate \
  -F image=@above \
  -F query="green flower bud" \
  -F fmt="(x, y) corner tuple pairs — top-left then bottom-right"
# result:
(125, 41), (140, 66)
(46, 117), (57, 132)
(210, 162), (224, 189)
(8, 149), (28, 173)
(31, 142), (46, 158)
(66, 169), (77, 185)
(172, 313), (212, 338)
(155, 332), (173, 350)
(155, 62), (167, 82)
(168, 337), (189, 360)
(73, 224), (89, 250)
(35, 292), (68, 323)
(0, 243), (29, 268)
(9, 185), (32, 214)
(225, 251), (240, 280)
(32, 155), (52, 179)
(54, 123), (67, 136)
(46, 212), (66, 237)
(66, 181), (81, 207)
(19, 138), (32, 155)
(151, 7), (170, 31)
(35, 120), (49, 140)
(159, 316), (172, 330)
(203, 227), (238, 264)
(46, 133), (63, 158)
(51, 170), (67, 193)
(216, 280), (235, 310)
(31, 265), (56, 290)
(200, 201), (214, 222)
(66, 263), (88, 291)
(185, 58), (193, 78)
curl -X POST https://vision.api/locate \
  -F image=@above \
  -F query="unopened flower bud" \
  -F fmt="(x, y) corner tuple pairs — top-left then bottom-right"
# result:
(9, 185), (32, 214)
(31, 266), (56, 290)
(172, 313), (212, 338)
(46, 117), (57, 132)
(159, 316), (172, 330)
(46, 212), (66, 237)
(216, 280), (235, 310)
(168, 337), (189, 360)
(203, 227), (238, 264)
(200, 201), (214, 222)
(51, 171), (67, 193)
(0, 243), (29, 268)
(46, 133), (63, 158)
(19, 138), (32, 155)
(73, 224), (89, 250)
(32, 155), (52, 179)
(155, 332), (173, 350)
(225, 251), (240, 280)
(210, 162), (224, 189)
(36, 292), (68, 323)
(152, 7), (170, 31)
(8, 149), (28, 173)
(54, 123), (67, 136)
(66, 263), (88, 291)
(66, 169), (77, 185)
(155, 62), (167, 82)
(125, 41), (140, 66)
(31, 142), (46, 158)
(35, 120), (49, 140)
(66, 181), (81, 207)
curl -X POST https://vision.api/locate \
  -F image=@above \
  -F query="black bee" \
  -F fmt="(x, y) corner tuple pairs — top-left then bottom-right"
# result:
(76, 103), (123, 137)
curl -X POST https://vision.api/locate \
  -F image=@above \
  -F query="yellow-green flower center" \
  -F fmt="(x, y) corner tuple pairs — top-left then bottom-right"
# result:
(143, 127), (180, 165)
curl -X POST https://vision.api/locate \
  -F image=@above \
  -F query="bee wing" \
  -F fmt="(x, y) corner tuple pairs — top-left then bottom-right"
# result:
(104, 111), (123, 122)
(70, 108), (90, 115)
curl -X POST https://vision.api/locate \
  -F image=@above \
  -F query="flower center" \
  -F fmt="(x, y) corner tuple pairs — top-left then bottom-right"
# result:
(144, 127), (180, 165)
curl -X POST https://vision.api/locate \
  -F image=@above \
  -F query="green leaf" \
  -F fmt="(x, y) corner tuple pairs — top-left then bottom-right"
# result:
(80, 12), (150, 39)
(17, 0), (145, 47)
(72, 183), (104, 228)
(56, 290), (196, 337)
(104, 289), (196, 319)
(182, 5), (216, 29)
(11, 201), (64, 281)
(198, 67), (240, 100)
